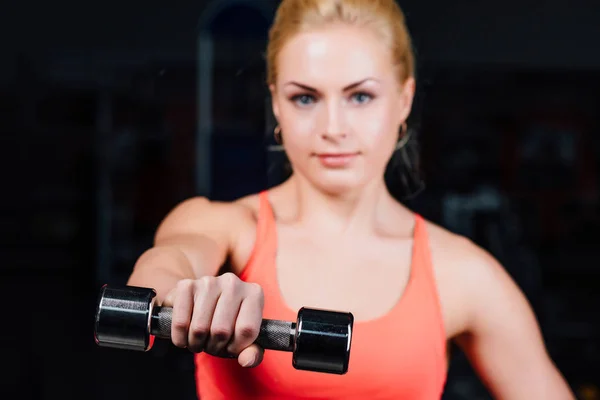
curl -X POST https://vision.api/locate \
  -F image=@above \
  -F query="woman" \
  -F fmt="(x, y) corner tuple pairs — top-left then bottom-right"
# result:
(127, 0), (575, 398)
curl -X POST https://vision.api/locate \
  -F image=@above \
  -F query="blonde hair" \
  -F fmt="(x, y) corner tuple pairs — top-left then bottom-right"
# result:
(266, 0), (415, 86)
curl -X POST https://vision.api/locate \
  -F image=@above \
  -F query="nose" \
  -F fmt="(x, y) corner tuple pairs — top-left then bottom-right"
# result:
(321, 99), (346, 141)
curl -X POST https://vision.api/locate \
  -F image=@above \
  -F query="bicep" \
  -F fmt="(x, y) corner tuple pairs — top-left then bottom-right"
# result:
(456, 247), (574, 400)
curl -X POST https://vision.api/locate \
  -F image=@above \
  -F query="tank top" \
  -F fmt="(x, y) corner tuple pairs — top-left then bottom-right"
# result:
(194, 191), (448, 399)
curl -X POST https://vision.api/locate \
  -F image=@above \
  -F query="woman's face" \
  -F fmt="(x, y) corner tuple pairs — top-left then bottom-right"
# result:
(270, 24), (415, 195)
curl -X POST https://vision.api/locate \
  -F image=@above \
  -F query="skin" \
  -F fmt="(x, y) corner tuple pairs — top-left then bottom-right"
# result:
(127, 24), (576, 399)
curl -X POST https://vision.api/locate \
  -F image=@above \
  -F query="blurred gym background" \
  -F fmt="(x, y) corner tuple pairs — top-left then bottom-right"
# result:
(1, 1), (598, 399)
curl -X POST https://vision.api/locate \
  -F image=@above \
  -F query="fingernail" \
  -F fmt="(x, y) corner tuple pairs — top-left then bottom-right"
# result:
(242, 354), (257, 367)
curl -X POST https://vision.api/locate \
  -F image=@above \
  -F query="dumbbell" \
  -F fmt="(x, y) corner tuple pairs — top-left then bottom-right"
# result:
(94, 285), (354, 375)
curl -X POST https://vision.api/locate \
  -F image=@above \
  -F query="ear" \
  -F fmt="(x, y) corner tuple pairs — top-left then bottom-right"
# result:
(398, 76), (416, 124)
(269, 84), (280, 122)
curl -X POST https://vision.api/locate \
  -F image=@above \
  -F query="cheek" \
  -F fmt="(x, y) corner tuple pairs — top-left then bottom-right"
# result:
(279, 106), (317, 150)
(349, 105), (398, 151)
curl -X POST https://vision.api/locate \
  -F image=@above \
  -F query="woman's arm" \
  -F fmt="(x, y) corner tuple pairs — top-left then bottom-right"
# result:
(127, 197), (242, 304)
(454, 241), (575, 400)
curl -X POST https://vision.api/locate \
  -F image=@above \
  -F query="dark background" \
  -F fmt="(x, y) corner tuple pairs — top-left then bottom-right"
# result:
(1, 1), (599, 399)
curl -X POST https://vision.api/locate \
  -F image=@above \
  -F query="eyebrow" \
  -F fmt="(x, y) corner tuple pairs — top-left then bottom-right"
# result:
(283, 78), (379, 92)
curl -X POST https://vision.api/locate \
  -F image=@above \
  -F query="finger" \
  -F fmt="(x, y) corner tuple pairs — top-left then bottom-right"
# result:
(171, 280), (194, 348)
(238, 344), (264, 368)
(187, 278), (220, 353)
(227, 289), (263, 355)
(206, 285), (242, 355)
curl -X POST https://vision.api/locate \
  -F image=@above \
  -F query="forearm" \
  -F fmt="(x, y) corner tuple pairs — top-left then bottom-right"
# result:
(127, 246), (196, 304)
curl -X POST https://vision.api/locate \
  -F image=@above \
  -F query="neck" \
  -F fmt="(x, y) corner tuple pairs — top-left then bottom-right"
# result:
(283, 174), (394, 234)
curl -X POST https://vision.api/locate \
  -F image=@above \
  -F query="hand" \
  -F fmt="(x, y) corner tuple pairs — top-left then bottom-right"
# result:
(162, 273), (265, 368)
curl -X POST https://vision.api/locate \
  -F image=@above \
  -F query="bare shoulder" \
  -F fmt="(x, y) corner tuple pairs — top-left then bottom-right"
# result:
(422, 219), (521, 336)
(155, 195), (257, 241)
(153, 193), (263, 274)
(424, 219), (500, 277)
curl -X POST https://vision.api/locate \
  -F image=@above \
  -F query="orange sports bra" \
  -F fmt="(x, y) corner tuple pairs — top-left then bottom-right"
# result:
(194, 191), (448, 399)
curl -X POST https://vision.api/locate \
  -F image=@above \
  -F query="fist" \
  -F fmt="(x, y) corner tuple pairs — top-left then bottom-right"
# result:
(162, 273), (265, 368)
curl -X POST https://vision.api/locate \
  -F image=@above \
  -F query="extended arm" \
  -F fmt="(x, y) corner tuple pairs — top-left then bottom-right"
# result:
(127, 197), (240, 303)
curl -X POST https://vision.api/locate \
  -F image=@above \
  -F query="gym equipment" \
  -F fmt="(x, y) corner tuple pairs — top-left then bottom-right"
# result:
(94, 285), (354, 374)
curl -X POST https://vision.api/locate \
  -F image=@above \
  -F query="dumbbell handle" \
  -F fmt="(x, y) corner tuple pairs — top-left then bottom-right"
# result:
(150, 305), (296, 352)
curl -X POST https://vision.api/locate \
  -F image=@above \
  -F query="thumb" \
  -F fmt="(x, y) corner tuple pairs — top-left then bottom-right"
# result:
(161, 288), (177, 307)
(237, 344), (264, 368)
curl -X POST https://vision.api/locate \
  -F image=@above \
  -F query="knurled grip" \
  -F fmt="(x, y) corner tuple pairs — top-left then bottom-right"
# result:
(150, 306), (295, 352)
(151, 307), (172, 338)
(255, 319), (295, 352)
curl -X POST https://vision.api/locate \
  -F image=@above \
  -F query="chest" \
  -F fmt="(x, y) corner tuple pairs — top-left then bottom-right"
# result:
(274, 226), (414, 322)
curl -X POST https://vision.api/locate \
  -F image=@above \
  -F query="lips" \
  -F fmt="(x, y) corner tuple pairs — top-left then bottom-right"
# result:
(315, 152), (359, 168)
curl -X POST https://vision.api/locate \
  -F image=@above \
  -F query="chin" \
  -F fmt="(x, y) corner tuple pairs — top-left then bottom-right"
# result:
(310, 170), (368, 196)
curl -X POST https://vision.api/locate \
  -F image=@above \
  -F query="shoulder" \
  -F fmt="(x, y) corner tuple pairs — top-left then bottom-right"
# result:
(423, 218), (532, 335)
(155, 194), (261, 244)
(155, 193), (265, 273)
(155, 195), (259, 249)
(424, 219), (500, 276)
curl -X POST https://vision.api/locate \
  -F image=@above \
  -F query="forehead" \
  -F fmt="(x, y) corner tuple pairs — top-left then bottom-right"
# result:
(277, 25), (394, 86)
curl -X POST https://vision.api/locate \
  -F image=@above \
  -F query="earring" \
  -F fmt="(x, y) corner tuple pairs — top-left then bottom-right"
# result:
(395, 122), (410, 150)
(274, 125), (282, 144)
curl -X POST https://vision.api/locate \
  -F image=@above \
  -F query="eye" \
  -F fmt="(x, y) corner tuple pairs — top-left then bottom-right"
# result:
(350, 92), (373, 105)
(291, 94), (316, 107)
